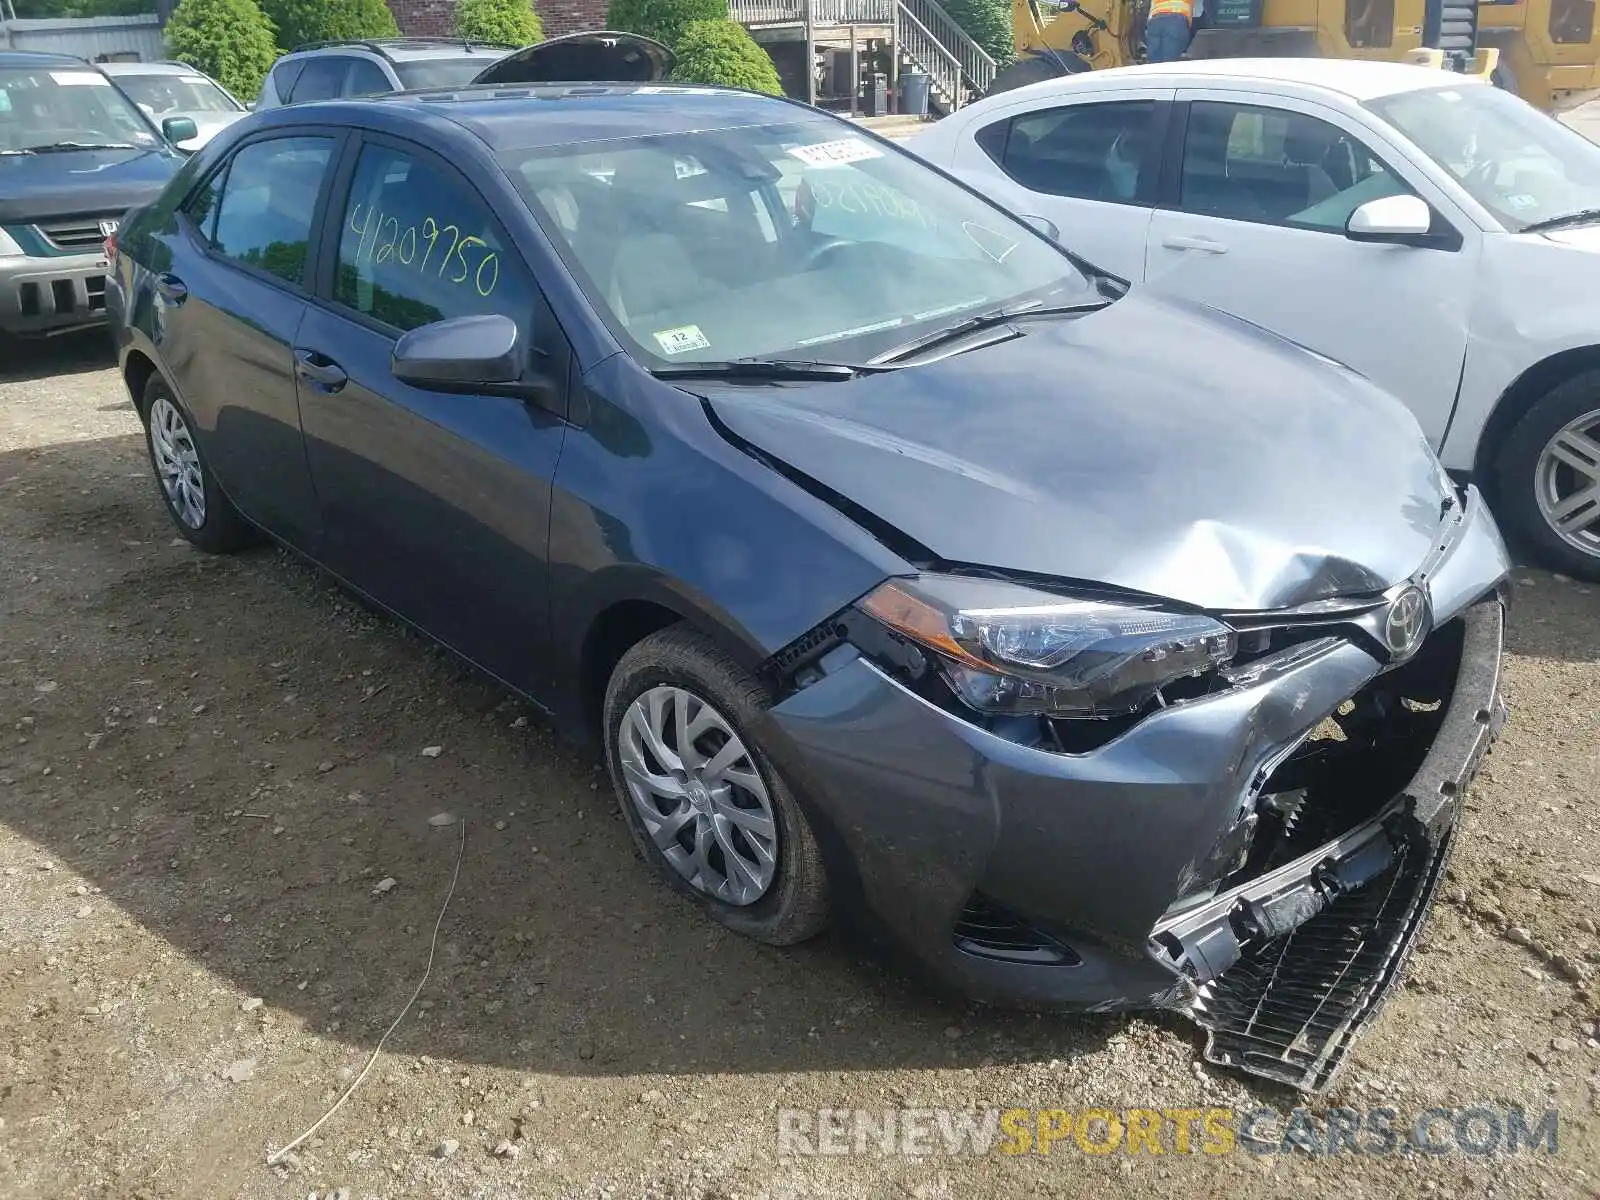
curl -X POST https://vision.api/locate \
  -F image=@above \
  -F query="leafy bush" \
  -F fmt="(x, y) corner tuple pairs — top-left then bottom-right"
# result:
(605, 0), (725, 52)
(668, 19), (782, 94)
(455, 0), (545, 46)
(262, 0), (398, 53)
(164, 0), (279, 102)
(942, 0), (1014, 65)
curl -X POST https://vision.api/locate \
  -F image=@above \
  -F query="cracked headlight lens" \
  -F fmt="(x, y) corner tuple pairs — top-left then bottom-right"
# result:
(860, 575), (1237, 717)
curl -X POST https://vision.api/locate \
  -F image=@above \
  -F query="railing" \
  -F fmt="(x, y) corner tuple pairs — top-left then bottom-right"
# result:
(725, 0), (997, 109)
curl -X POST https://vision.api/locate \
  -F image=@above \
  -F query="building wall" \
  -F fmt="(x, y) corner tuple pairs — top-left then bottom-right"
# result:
(388, 0), (611, 39)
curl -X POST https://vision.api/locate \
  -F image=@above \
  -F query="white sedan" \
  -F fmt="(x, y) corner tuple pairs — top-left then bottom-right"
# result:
(908, 59), (1600, 579)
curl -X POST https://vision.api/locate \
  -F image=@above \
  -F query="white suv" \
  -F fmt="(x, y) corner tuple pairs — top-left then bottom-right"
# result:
(254, 37), (516, 107)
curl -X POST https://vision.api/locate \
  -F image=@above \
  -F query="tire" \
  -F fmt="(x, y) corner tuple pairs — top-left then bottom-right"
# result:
(1492, 368), (1600, 581)
(602, 625), (829, 946)
(140, 374), (256, 554)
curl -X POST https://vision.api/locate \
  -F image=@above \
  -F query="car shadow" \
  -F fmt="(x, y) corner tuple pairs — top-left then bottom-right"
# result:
(0, 329), (116, 385)
(1, 432), (1123, 1081)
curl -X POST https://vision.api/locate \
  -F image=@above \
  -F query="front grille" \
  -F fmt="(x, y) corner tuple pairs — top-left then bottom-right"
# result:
(1190, 832), (1449, 1092)
(953, 895), (1080, 966)
(35, 217), (113, 252)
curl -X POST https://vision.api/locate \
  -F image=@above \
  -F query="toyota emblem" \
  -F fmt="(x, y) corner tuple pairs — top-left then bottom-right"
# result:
(1382, 584), (1431, 660)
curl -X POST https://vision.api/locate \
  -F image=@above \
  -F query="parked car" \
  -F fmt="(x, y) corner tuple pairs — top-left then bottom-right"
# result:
(108, 79), (1509, 1091)
(253, 31), (674, 108)
(98, 60), (247, 152)
(907, 59), (1600, 580)
(0, 50), (192, 337)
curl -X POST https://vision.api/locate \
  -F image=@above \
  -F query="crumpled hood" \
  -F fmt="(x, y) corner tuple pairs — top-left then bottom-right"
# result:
(703, 291), (1451, 612)
(0, 145), (181, 224)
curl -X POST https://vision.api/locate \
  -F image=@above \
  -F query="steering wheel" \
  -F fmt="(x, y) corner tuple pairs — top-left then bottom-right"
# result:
(799, 236), (853, 271)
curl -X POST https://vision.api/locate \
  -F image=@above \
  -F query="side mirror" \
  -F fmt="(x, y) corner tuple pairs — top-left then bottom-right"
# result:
(392, 313), (532, 392)
(1345, 194), (1433, 244)
(162, 116), (199, 145)
(1021, 213), (1059, 241)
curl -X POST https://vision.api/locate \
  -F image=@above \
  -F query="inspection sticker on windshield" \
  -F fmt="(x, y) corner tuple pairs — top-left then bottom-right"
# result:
(653, 324), (711, 355)
(50, 72), (111, 86)
(788, 138), (882, 168)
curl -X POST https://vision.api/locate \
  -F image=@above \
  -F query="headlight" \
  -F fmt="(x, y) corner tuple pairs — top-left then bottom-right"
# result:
(0, 227), (24, 259)
(860, 575), (1236, 717)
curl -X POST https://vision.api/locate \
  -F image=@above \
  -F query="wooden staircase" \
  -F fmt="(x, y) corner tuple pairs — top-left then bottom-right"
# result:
(728, 0), (997, 110)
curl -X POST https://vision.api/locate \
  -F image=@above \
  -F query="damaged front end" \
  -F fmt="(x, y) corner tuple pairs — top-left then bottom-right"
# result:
(1154, 599), (1505, 1091)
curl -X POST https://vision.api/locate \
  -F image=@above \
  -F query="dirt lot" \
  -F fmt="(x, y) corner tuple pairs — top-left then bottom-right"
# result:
(1, 334), (1599, 1200)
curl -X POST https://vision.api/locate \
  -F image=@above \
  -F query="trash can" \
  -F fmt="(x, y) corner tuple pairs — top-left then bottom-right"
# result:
(899, 69), (931, 118)
(862, 72), (889, 117)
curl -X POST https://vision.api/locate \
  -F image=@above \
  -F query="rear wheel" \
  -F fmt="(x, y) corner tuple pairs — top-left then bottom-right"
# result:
(141, 375), (256, 554)
(602, 626), (829, 946)
(1493, 369), (1600, 579)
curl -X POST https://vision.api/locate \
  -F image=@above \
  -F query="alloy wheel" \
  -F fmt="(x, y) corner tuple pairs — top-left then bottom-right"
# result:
(617, 685), (779, 906)
(148, 395), (206, 530)
(1534, 406), (1600, 559)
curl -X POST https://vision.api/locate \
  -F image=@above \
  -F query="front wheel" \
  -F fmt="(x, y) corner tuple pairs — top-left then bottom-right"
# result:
(602, 626), (829, 946)
(1493, 369), (1600, 580)
(141, 375), (256, 554)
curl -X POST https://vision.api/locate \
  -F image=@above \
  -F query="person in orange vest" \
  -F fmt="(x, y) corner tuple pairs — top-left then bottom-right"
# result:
(1145, 0), (1200, 62)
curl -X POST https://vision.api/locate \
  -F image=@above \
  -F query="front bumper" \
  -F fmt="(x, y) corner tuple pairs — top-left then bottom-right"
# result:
(763, 488), (1508, 1088)
(0, 252), (112, 335)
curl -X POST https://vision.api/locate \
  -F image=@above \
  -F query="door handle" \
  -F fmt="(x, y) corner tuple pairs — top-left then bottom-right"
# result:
(1161, 234), (1229, 254)
(154, 273), (187, 303)
(294, 348), (348, 391)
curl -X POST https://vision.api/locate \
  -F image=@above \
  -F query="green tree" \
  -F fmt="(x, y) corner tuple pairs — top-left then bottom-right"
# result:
(454, 0), (544, 46)
(262, 0), (398, 53)
(942, 0), (1014, 65)
(604, 0), (724, 51)
(668, 19), (782, 94)
(164, 0), (279, 102)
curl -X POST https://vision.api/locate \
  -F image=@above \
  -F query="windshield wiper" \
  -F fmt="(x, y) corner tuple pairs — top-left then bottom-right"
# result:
(17, 141), (139, 153)
(652, 357), (884, 382)
(1519, 207), (1600, 234)
(868, 300), (1110, 366)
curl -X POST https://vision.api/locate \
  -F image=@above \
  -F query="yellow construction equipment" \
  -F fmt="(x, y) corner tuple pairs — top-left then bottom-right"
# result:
(998, 0), (1600, 112)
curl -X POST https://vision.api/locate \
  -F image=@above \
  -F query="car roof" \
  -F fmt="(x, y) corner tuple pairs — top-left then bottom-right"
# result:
(0, 50), (91, 70)
(356, 83), (822, 151)
(1033, 57), (1472, 102)
(97, 61), (216, 77)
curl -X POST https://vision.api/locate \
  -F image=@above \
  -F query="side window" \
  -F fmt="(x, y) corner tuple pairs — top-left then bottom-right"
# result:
(290, 57), (349, 104)
(995, 101), (1157, 203)
(1178, 101), (1412, 230)
(334, 143), (533, 335)
(183, 170), (224, 243)
(345, 59), (391, 97)
(210, 137), (334, 285)
(974, 118), (1010, 165)
(270, 59), (305, 103)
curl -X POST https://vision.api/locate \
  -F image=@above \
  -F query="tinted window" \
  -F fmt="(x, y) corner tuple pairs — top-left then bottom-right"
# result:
(345, 59), (391, 96)
(269, 59), (305, 102)
(994, 101), (1156, 203)
(393, 58), (499, 90)
(212, 137), (333, 285)
(335, 144), (530, 334)
(290, 57), (349, 103)
(1179, 101), (1412, 230)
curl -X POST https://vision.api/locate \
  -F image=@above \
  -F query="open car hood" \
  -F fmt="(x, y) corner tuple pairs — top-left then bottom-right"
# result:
(471, 31), (676, 86)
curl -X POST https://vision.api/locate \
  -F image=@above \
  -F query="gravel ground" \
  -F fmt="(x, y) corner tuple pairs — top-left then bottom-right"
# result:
(1, 334), (1599, 1200)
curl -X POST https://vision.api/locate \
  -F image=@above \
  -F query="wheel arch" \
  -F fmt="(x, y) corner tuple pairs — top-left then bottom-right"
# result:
(122, 348), (161, 419)
(1473, 345), (1600, 484)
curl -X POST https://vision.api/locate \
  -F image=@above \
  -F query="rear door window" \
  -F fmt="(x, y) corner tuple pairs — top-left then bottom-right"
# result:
(991, 101), (1158, 204)
(289, 58), (349, 104)
(210, 136), (336, 286)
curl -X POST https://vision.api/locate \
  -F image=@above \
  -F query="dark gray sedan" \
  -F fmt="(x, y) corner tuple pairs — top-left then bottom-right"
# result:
(107, 78), (1510, 1091)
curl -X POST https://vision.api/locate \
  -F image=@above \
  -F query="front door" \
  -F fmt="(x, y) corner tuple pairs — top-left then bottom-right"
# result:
(151, 132), (339, 547)
(296, 136), (570, 693)
(1144, 94), (1479, 446)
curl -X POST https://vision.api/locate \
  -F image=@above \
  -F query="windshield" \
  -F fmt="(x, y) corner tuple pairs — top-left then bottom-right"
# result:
(114, 72), (240, 115)
(395, 57), (504, 90)
(1368, 84), (1600, 232)
(500, 118), (1093, 367)
(0, 65), (162, 153)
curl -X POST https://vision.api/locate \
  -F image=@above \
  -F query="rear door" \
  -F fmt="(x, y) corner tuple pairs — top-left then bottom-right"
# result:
(1143, 91), (1480, 445)
(148, 129), (343, 547)
(296, 134), (571, 691)
(946, 89), (1173, 282)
